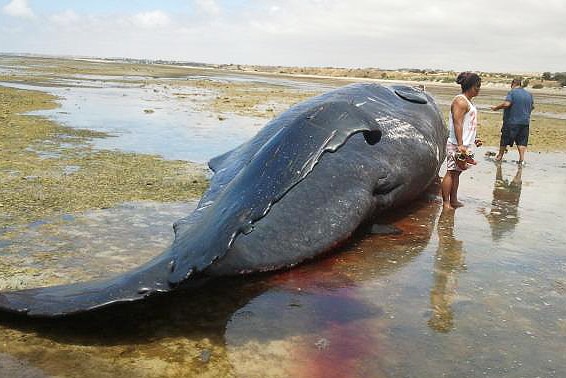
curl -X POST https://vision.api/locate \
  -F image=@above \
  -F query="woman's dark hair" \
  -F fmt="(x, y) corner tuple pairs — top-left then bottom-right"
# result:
(456, 72), (481, 92)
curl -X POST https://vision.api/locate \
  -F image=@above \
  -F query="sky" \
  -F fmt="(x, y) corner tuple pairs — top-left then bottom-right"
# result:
(1, 0), (564, 73)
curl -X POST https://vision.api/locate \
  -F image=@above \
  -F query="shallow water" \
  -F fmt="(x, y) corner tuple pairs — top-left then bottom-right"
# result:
(1, 70), (565, 377)
(1, 154), (564, 377)
(1, 79), (267, 163)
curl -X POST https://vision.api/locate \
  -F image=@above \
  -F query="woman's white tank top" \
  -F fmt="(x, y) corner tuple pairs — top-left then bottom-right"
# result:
(448, 94), (477, 146)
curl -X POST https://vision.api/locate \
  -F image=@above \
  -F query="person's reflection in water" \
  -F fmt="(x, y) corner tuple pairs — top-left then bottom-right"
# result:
(482, 164), (522, 241)
(428, 210), (466, 333)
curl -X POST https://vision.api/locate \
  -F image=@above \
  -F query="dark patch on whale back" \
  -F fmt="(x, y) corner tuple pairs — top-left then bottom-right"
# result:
(393, 87), (428, 104)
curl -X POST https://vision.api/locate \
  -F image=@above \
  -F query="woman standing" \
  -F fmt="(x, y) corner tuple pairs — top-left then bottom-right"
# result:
(441, 72), (481, 210)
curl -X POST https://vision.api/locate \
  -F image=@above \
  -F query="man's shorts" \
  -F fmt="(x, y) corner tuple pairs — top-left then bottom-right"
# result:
(500, 124), (529, 147)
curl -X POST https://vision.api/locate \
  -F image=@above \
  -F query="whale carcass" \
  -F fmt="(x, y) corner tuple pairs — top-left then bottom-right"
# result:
(0, 83), (447, 317)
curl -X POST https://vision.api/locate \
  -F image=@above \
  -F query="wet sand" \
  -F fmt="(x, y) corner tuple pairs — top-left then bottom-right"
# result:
(0, 55), (565, 377)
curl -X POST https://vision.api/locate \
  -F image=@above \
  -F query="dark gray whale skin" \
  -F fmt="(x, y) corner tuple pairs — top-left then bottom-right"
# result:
(0, 83), (447, 317)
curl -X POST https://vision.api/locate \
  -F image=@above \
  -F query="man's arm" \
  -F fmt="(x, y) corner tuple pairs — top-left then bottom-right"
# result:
(491, 100), (511, 111)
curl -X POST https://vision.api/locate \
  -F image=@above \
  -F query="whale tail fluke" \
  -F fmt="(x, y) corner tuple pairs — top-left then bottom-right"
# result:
(0, 249), (184, 317)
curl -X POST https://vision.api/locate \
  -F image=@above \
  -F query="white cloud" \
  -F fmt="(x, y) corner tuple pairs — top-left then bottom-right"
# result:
(226, 0), (566, 71)
(0, 0), (564, 72)
(49, 10), (80, 26)
(130, 10), (172, 29)
(2, 0), (35, 19)
(195, 0), (221, 16)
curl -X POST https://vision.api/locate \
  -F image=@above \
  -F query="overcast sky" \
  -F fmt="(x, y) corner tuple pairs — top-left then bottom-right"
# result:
(1, 0), (564, 73)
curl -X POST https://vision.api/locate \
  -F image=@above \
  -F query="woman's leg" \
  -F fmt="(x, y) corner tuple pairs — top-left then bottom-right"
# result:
(441, 171), (454, 209)
(441, 170), (463, 209)
(450, 171), (463, 207)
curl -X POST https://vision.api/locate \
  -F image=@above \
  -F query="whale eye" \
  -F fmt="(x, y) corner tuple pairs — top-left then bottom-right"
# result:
(363, 130), (382, 145)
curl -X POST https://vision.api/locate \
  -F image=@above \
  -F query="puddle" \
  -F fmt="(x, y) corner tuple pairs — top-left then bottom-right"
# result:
(1, 80), (267, 163)
(0, 201), (197, 290)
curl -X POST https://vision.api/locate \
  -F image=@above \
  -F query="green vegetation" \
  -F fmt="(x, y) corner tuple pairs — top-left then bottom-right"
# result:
(542, 72), (566, 86)
(0, 86), (208, 230)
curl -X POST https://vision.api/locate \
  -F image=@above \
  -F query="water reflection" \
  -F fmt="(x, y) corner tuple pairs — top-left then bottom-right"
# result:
(0, 199), (440, 377)
(224, 199), (441, 377)
(483, 164), (523, 241)
(428, 209), (466, 333)
(0, 81), (265, 163)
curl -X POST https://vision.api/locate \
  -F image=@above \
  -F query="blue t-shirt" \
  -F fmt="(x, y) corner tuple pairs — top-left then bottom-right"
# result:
(503, 88), (534, 125)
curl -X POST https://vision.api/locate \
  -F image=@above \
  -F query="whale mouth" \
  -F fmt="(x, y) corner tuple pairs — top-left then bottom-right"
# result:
(372, 186), (403, 213)
(373, 179), (402, 197)
(372, 175), (404, 209)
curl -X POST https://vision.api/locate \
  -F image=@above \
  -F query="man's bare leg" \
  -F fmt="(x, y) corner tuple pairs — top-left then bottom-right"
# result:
(495, 145), (507, 161)
(517, 145), (527, 164)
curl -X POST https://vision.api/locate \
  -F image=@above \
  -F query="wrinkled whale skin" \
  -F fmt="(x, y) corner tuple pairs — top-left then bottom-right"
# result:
(0, 83), (447, 317)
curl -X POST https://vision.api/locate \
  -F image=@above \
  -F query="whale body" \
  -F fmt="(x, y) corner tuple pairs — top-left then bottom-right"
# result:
(0, 83), (447, 317)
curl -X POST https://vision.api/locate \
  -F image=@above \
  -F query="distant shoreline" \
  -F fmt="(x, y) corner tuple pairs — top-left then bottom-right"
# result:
(1, 52), (563, 92)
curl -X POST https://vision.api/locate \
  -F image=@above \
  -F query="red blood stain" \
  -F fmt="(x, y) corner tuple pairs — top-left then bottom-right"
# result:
(290, 320), (388, 378)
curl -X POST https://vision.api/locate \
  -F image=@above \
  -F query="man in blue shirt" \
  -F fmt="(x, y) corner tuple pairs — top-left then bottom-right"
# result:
(491, 78), (535, 164)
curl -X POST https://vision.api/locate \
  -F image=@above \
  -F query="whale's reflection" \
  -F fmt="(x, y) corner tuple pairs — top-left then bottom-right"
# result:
(224, 196), (441, 376)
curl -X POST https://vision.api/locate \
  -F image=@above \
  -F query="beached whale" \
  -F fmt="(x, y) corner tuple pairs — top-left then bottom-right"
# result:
(0, 83), (447, 317)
